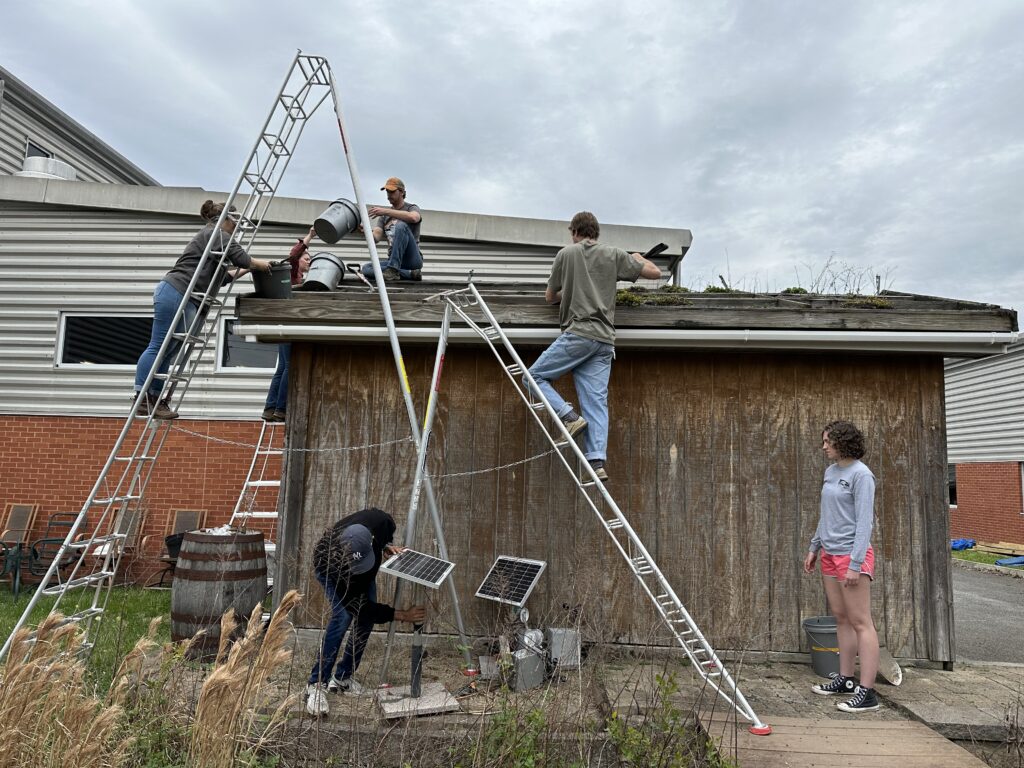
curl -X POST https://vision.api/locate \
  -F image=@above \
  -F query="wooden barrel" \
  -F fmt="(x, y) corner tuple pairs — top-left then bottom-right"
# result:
(170, 531), (267, 659)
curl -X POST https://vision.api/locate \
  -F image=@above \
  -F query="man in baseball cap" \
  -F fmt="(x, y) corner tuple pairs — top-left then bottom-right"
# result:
(360, 176), (424, 282)
(305, 507), (425, 716)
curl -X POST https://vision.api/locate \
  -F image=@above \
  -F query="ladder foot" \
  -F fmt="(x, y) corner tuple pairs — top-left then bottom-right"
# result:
(748, 724), (772, 736)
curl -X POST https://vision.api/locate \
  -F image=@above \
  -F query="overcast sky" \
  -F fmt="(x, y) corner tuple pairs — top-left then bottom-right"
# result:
(3, 1), (1022, 311)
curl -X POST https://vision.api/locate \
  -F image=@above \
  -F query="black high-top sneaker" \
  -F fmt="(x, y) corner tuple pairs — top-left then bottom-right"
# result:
(811, 673), (854, 696)
(837, 685), (881, 713)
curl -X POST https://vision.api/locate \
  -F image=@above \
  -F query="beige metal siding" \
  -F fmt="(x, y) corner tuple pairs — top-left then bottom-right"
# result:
(945, 344), (1024, 463)
(0, 202), (558, 419)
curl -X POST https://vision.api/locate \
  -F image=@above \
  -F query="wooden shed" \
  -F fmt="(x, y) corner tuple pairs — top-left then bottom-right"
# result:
(237, 285), (1016, 663)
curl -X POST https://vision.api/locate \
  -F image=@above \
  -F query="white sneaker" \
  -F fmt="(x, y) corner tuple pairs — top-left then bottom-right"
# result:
(327, 676), (365, 695)
(305, 683), (329, 716)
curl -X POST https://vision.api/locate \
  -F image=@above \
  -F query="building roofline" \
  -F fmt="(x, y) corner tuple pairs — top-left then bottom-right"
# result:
(0, 65), (160, 187)
(0, 174), (693, 252)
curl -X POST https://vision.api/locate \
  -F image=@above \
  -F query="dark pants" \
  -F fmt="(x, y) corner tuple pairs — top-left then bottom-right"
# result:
(361, 221), (422, 280)
(308, 575), (376, 685)
(265, 343), (291, 411)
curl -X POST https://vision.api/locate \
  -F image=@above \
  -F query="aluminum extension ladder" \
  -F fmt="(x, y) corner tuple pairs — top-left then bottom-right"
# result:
(0, 52), (337, 662)
(228, 421), (284, 585)
(426, 283), (772, 736)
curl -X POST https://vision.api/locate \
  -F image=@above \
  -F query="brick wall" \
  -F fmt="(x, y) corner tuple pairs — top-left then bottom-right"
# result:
(0, 415), (280, 584)
(950, 462), (1024, 545)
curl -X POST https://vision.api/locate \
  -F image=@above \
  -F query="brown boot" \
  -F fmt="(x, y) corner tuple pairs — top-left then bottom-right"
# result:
(132, 392), (151, 417)
(152, 398), (179, 420)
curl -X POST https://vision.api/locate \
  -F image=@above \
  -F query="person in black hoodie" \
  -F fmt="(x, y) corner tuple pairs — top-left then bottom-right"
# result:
(305, 507), (424, 716)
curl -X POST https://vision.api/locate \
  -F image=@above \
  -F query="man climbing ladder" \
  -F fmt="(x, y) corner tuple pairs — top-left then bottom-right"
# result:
(527, 211), (661, 481)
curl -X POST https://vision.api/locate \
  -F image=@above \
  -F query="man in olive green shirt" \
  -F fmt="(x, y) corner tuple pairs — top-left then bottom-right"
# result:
(526, 211), (661, 481)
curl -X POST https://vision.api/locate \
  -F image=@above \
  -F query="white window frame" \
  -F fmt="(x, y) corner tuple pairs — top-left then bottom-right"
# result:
(55, 311), (152, 370)
(216, 316), (277, 373)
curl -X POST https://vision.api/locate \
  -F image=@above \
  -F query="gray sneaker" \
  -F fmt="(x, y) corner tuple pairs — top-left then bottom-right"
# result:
(305, 683), (329, 716)
(382, 267), (402, 282)
(561, 416), (587, 438)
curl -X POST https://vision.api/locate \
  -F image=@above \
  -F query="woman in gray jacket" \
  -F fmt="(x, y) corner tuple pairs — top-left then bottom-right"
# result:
(803, 420), (881, 713)
(133, 200), (270, 419)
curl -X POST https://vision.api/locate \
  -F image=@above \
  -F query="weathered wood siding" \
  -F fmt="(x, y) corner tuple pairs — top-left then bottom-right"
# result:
(280, 344), (952, 661)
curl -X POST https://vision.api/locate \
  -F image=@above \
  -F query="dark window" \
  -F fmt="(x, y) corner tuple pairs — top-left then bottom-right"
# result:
(948, 464), (958, 507)
(25, 140), (52, 159)
(222, 319), (277, 369)
(61, 316), (152, 366)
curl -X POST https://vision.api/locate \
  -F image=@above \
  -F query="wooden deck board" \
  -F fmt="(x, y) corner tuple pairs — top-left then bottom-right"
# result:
(700, 713), (987, 767)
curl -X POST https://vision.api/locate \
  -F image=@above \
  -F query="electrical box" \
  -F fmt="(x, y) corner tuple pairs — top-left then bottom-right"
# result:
(545, 628), (581, 670)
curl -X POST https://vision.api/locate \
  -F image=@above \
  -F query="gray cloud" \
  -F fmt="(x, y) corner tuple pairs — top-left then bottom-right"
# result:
(3, 1), (1022, 311)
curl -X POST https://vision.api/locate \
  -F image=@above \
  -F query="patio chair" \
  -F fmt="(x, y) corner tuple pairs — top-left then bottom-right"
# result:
(1, 503), (40, 596)
(143, 509), (207, 588)
(90, 508), (144, 582)
(25, 513), (83, 589)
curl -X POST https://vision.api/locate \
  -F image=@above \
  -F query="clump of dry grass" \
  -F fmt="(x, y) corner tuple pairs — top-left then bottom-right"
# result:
(0, 614), (131, 768)
(189, 589), (301, 768)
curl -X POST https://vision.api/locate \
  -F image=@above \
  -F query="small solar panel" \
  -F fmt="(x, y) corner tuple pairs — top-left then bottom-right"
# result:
(476, 556), (546, 607)
(380, 549), (455, 589)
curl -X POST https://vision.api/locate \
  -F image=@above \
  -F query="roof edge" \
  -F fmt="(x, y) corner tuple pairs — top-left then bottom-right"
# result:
(0, 65), (160, 187)
(0, 175), (693, 252)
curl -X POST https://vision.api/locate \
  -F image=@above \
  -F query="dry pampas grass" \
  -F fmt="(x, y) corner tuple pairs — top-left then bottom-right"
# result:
(190, 589), (302, 768)
(0, 614), (131, 768)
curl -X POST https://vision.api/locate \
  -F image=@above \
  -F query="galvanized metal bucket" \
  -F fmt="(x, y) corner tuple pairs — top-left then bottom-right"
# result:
(300, 252), (346, 291)
(313, 198), (360, 244)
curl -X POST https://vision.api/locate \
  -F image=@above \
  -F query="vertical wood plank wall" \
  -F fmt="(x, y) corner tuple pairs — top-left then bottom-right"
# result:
(281, 343), (952, 662)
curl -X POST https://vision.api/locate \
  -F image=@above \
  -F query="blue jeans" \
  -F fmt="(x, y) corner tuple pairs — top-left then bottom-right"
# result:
(265, 343), (291, 411)
(308, 576), (377, 685)
(361, 221), (422, 280)
(134, 280), (197, 398)
(527, 332), (614, 461)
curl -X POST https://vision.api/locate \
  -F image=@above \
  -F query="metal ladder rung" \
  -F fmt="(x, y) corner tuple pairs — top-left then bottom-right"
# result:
(64, 607), (104, 624)
(67, 533), (126, 549)
(505, 363), (523, 376)
(91, 495), (140, 505)
(631, 556), (654, 575)
(260, 134), (291, 157)
(190, 292), (223, 307)
(278, 94), (308, 119)
(152, 372), (188, 383)
(113, 455), (157, 462)
(234, 511), (278, 519)
(256, 449), (284, 456)
(42, 572), (115, 595)
(244, 172), (274, 194)
(603, 517), (625, 530)
(245, 480), (280, 488)
(171, 331), (206, 345)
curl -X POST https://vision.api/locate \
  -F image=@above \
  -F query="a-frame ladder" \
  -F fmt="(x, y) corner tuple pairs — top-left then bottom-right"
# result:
(0, 52), (337, 661)
(419, 284), (772, 735)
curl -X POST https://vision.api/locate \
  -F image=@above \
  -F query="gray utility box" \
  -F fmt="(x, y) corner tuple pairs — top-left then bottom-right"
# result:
(545, 628), (581, 669)
(511, 649), (546, 692)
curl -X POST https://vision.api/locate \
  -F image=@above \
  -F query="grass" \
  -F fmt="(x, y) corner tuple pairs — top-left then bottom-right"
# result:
(952, 549), (1019, 566)
(0, 585), (171, 691)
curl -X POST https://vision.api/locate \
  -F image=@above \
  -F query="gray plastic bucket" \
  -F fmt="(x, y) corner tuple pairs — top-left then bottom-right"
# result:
(252, 262), (292, 299)
(802, 615), (839, 678)
(300, 252), (345, 292)
(314, 198), (360, 244)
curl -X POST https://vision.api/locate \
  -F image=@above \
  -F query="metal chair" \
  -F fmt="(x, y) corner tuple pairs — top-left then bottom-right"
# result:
(143, 509), (207, 588)
(1, 504), (40, 596)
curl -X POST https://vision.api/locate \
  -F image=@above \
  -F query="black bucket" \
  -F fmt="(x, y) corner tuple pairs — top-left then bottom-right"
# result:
(314, 198), (361, 244)
(252, 263), (292, 299)
(802, 615), (840, 678)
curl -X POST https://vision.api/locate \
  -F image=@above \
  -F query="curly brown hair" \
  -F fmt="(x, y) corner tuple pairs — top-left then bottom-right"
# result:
(823, 420), (866, 460)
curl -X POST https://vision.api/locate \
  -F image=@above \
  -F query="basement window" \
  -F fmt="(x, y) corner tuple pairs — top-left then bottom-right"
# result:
(947, 464), (957, 507)
(219, 318), (278, 370)
(57, 314), (152, 367)
(25, 139), (52, 159)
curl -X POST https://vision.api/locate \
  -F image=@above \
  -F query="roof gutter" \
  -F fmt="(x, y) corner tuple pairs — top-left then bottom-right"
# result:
(235, 325), (1019, 357)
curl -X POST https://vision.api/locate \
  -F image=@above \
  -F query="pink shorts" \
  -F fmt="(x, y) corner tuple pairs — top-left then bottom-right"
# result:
(821, 546), (874, 580)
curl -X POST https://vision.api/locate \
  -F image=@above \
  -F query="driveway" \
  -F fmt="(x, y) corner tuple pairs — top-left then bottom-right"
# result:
(952, 563), (1024, 663)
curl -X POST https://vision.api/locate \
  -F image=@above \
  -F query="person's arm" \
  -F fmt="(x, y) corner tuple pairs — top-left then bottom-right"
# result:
(844, 471), (876, 585)
(631, 253), (662, 279)
(545, 252), (564, 305)
(368, 206), (421, 225)
(342, 588), (425, 625)
(288, 227), (315, 261)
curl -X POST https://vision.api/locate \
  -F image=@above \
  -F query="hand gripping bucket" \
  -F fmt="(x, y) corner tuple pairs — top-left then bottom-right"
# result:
(313, 198), (360, 244)
(802, 615), (840, 678)
(299, 252), (346, 292)
(252, 262), (292, 299)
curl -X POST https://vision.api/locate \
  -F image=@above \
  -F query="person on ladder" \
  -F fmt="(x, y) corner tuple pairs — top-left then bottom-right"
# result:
(306, 507), (425, 716)
(526, 211), (661, 481)
(262, 227), (314, 422)
(359, 177), (423, 282)
(133, 200), (271, 419)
